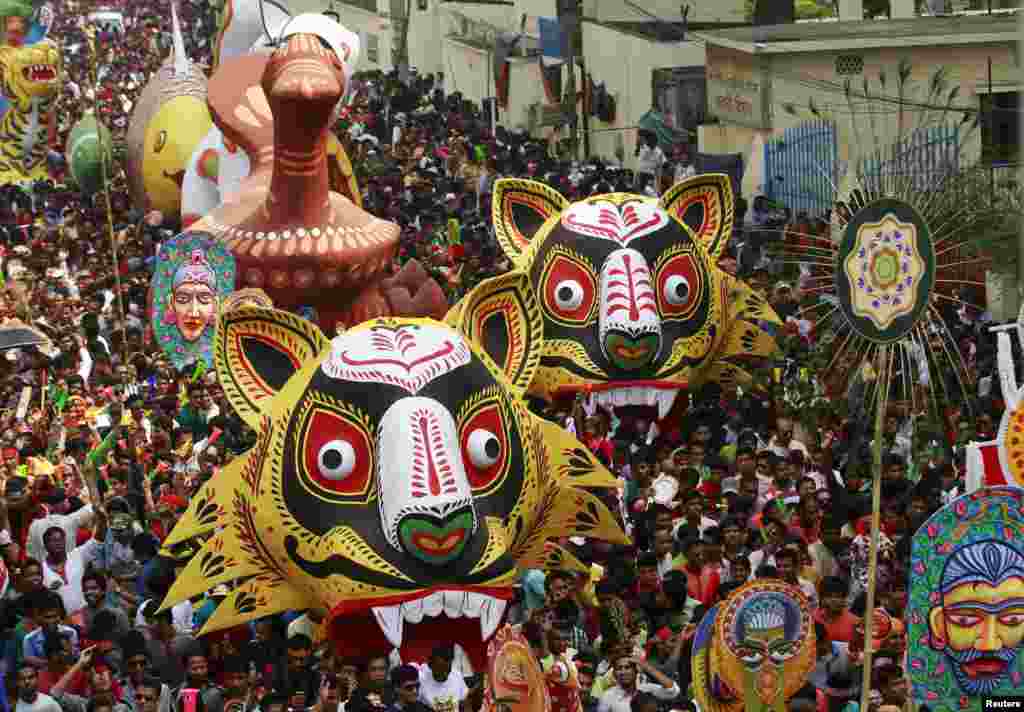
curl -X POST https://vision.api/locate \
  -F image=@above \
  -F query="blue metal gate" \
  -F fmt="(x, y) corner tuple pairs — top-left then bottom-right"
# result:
(857, 124), (961, 194)
(763, 120), (838, 218)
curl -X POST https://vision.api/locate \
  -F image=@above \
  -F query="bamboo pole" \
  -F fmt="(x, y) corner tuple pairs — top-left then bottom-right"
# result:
(860, 344), (890, 712)
(87, 26), (130, 380)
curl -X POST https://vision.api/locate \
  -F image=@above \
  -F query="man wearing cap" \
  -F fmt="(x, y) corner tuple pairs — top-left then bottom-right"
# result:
(90, 497), (143, 579)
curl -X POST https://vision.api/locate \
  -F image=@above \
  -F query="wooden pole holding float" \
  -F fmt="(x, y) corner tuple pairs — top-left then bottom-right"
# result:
(87, 25), (130, 380)
(860, 344), (890, 712)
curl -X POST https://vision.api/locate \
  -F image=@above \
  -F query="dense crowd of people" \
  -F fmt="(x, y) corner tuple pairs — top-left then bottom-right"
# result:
(0, 1), (1010, 712)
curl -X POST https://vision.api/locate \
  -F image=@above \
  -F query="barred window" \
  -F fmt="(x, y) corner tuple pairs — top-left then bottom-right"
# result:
(835, 55), (864, 75)
(366, 33), (379, 63)
(343, 0), (377, 12)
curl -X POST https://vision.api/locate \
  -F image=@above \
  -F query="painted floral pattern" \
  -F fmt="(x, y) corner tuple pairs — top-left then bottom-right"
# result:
(842, 214), (925, 329)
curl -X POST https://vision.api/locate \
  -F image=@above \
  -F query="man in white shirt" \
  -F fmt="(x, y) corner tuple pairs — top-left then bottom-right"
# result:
(13, 664), (62, 712)
(634, 135), (666, 190)
(415, 645), (468, 712)
(26, 502), (94, 584)
(597, 653), (680, 712)
(775, 548), (818, 610)
(767, 417), (809, 459)
(39, 523), (102, 615)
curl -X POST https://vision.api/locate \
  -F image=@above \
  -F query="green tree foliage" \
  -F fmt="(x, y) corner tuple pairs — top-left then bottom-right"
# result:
(0, 0), (33, 19)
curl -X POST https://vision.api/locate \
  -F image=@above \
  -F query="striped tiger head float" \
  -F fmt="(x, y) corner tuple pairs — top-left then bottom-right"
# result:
(0, 39), (60, 109)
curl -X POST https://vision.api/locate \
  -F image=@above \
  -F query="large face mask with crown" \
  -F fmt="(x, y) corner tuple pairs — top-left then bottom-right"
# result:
(161, 272), (627, 669)
(693, 581), (815, 712)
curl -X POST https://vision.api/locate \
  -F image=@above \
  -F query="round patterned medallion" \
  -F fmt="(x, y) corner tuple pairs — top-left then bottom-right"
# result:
(837, 198), (934, 344)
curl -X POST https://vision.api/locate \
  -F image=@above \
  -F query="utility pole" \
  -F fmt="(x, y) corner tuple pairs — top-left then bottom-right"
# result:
(988, 56), (994, 207)
(396, 0), (413, 83)
(579, 51), (590, 157)
(556, 0), (580, 159)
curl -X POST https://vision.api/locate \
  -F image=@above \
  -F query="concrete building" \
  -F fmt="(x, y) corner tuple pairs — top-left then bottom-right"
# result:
(290, 0), (742, 165)
(696, 13), (1020, 199)
(289, 0), (1019, 192)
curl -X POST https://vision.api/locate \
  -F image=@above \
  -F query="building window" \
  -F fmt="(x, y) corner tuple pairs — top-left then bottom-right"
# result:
(980, 91), (1021, 165)
(365, 33), (379, 63)
(652, 67), (705, 150)
(342, 0), (377, 12)
(835, 55), (863, 76)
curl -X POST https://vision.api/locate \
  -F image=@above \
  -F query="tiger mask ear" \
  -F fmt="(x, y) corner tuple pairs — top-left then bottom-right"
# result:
(447, 270), (543, 396)
(660, 173), (735, 262)
(0, 47), (15, 100)
(214, 307), (328, 429)
(492, 178), (569, 269)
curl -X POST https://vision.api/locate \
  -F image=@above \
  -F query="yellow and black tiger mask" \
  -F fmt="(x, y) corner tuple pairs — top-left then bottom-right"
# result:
(482, 175), (782, 416)
(161, 273), (626, 668)
(0, 40), (60, 110)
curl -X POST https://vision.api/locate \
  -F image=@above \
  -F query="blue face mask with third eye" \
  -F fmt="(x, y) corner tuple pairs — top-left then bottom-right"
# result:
(44, 209), (63, 226)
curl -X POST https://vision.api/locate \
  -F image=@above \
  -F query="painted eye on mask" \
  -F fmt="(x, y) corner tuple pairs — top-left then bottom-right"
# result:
(769, 642), (798, 664)
(467, 429), (501, 469)
(540, 250), (596, 325)
(663, 275), (691, 306)
(739, 649), (764, 666)
(299, 403), (374, 501)
(460, 399), (511, 494)
(317, 439), (356, 480)
(554, 280), (585, 311)
(656, 251), (704, 320)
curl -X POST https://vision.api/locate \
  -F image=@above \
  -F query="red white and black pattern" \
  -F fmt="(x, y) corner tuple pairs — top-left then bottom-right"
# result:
(323, 323), (472, 394)
(599, 248), (661, 345)
(560, 199), (668, 246)
(376, 396), (477, 553)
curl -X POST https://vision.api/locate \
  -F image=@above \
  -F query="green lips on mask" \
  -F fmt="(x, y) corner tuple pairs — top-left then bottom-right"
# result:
(399, 510), (474, 566)
(604, 332), (660, 370)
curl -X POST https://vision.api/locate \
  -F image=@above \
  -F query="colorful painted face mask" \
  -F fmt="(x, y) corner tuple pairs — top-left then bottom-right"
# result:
(692, 581), (815, 712)
(152, 233), (236, 370)
(485, 625), (551, 712)
(487, 175), (781, 420)
(162, 273), (627, 669)
(909, 486), (1024, 710)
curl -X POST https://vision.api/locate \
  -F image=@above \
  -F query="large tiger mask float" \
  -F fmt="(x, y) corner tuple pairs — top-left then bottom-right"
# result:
(161, 272), (628, 668)
(481, 175), (780, 420)
(0, 38), (59, 181)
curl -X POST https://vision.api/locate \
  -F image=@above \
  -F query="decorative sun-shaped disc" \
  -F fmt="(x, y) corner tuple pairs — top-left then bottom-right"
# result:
(837, 199), (935, 344)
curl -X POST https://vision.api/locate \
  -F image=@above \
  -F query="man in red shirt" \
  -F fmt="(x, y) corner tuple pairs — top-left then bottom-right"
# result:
(678, 536), (719, 605)
(814, 576), (859, 644)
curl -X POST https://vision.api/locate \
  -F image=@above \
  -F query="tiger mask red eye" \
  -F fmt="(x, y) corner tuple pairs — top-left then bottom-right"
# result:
(298, 403), (374, 501)
(540, 249), (597, 326)
(657, 250), (704, 320)
(459, 397), (511, 495)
